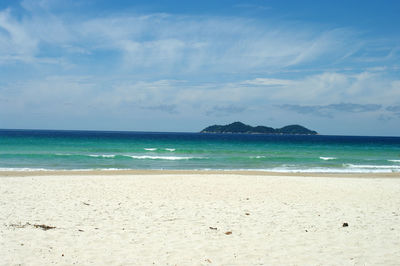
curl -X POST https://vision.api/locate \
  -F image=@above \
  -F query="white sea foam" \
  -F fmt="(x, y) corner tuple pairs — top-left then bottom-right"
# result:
(388, 160), (400, 163)
(343, 164), (400, 169)
(319, 157), (337, 160)
(144, 148), (157, 151)
(165, 148), (176, 152)
(0, 168), (137, 172)
(55, 168), (131, 171)
(0, 167), (56, 171)
(56, 154), (118, 158)
(0, 166), (397, 173)
(126, 155), (205, 161)
(128, 155), (199, 160)
(89, 154), (116, 158)
(95, 168), (131, 171)
(57, 153), (200, 160)
(250, 156), (266, 159)
(230, 167), (399, 173)
(184, 167), (398, 173)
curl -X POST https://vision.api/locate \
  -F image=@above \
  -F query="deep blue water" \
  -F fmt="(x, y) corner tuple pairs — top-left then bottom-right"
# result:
(1, 129), (400, 172)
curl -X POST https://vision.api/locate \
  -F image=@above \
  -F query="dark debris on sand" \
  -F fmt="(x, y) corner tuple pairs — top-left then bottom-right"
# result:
(8, 222), (56, 231)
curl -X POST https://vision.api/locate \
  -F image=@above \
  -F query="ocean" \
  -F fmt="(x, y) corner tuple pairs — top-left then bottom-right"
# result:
(1, 129), (400, 173)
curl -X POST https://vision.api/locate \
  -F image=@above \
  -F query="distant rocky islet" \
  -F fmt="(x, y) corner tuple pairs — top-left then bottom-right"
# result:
(200, 122), (318, 135)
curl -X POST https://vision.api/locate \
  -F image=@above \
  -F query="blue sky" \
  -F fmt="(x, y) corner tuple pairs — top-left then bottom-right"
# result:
(0, 0), (399, 135)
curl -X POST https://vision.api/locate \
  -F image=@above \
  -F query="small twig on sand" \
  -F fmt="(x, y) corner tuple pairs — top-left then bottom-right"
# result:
(8, 222), (56, 231)
(33, 224), (56, 230)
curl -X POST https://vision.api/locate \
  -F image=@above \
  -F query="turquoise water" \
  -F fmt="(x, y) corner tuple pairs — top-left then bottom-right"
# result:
(1, 129), (400, 173)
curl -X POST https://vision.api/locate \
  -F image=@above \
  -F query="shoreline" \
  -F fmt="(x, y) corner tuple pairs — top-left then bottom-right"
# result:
(1, 168), (400, 178)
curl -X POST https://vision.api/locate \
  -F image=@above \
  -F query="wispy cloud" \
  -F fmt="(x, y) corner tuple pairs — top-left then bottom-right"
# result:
(241, 78), (293, 86)
(233, 4), (271, 11)
(0, 2), (365, 76)
(206, 105), (247, 116)
(0, 8), (38, 62)
(387, 105), (400, 113)
(386, 105), (400, 117)
(279, 103), (382, 118)
(141, 104), (178, 114)
(242, 71), (400, 105)
(2, 71), (398, 122)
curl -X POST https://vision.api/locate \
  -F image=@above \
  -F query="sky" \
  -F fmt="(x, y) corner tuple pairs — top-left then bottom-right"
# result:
(0, 0), (399, 136)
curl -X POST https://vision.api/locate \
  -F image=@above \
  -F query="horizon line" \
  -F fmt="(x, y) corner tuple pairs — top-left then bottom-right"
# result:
(0, 127), (399, 138)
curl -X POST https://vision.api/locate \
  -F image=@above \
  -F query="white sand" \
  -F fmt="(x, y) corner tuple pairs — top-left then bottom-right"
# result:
(1, 172), (400, 265)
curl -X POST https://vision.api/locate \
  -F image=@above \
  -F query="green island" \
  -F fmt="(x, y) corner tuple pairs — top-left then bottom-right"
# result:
(200, 122), (318, 135)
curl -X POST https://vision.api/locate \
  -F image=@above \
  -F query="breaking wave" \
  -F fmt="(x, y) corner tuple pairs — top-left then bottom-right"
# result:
(89, 154), (116, 158)
(343, 164), (400, 170)
(35, 153), (202, 161)
(128, 155), (200, 160)
(250, 156), (266, 159)
(319, 157), (337, 160)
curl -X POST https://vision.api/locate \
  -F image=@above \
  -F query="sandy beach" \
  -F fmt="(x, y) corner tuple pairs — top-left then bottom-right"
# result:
(1, 171), (400, 265)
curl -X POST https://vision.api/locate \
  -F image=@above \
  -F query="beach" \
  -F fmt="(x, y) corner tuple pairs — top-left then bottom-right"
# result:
(1, 171), (400, 265)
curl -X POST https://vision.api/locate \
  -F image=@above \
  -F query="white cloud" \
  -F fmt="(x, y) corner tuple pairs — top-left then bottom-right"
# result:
(1, 69), (400, 133)
(239, 71), (400, 106)
(0, 75), (96, 115)
(288, 28), (359, 66)
(4, 70), (398, 116)
(242, 78), (294, 86)
(0, 4), (364, 75)
(0, 9), (38, 62)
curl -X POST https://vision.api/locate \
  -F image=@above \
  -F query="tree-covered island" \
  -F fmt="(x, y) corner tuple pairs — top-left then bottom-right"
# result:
(201, 122), (318, 135)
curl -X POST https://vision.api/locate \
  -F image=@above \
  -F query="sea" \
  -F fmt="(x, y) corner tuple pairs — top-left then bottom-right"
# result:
(1, 129), (400, 173)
